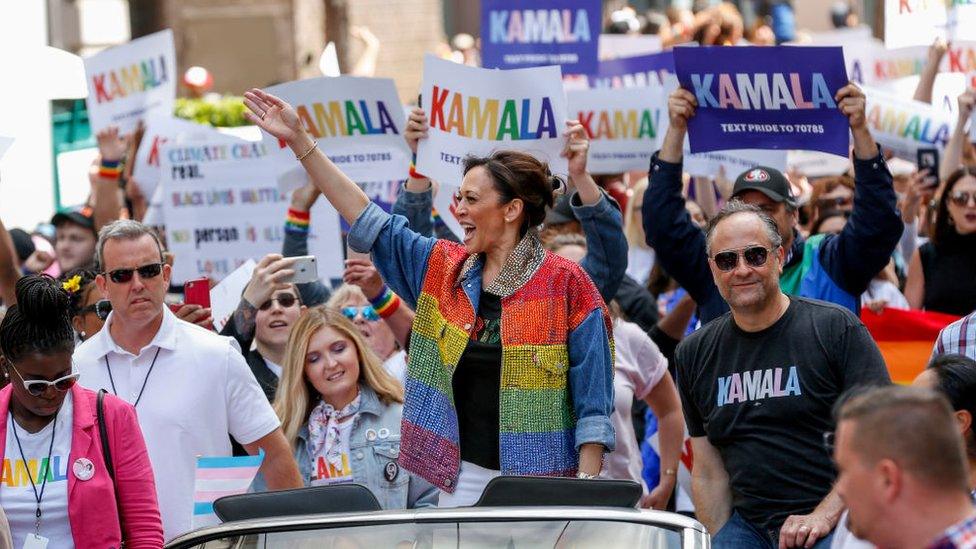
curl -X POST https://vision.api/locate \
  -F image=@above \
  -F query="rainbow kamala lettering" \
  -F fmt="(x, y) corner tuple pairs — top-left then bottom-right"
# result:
(91, 56), (169, 104)
(488, 8), (592, 44)
(293, 100), (400, 140)
(429, 86), (558, 140)
(691, 72), (837, 110)
(577, 109), (659, 140)
(866, 104), (950, 146)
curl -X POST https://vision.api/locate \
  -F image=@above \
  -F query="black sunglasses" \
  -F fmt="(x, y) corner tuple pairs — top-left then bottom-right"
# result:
(105, 262), (164, 284)
(259, 293), (299, 311)
(711, 246), (772, 272)
(78, 299), (112, 321)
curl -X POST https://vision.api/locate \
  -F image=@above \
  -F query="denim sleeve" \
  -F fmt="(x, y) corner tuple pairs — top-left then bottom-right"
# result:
(567, 308), (615, 451)
(347, 202), (438, 309)
(642, 152), (728, 324)
(283, 224), (331, 306)
(407, 474), (440, 508)
(573, 192), (628, 303)
(819, 148), (903, 296)
(391, 182), (461, 243)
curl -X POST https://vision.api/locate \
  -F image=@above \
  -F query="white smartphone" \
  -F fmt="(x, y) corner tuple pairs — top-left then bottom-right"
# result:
(285, 255), (318, 284)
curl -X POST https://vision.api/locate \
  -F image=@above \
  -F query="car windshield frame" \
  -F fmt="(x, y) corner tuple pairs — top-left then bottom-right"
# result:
(165, 506), (709, 549)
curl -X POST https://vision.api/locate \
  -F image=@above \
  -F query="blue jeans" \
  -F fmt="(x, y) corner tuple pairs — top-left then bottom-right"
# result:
(712, 511), (835, 549)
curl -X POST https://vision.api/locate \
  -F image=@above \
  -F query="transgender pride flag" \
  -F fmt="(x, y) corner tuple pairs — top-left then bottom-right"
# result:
(192, 450), (264, 529)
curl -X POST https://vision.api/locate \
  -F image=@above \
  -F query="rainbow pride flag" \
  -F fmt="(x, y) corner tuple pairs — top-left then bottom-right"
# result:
(192, 449), (264, 529)
(861, 308), (961, 384)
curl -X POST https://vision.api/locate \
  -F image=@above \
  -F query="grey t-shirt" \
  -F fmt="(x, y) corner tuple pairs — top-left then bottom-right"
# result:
(676, 297), (890, 532)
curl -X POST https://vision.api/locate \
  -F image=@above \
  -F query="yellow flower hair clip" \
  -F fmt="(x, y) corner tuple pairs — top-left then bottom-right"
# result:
(62, 275), (82, 294)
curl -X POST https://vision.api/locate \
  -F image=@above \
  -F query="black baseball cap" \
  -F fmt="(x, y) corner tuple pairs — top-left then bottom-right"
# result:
(731, 166), (797, 207)
(51, 205), (95, 233)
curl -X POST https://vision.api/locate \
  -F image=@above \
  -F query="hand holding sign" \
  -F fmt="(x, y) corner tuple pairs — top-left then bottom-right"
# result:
(668, 88), (698, 132)
(561, 120), (590, 179)
(958, 89), (975, 125)
(836, 83), (867, 130)
(243, 89), (307, 149)
(405, 107), (430, 154)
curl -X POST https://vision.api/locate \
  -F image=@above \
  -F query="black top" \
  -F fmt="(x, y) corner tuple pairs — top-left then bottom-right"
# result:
(920, 234), (976, 316)
(454, 290), (503, 471)
(675, 297), (890, 532)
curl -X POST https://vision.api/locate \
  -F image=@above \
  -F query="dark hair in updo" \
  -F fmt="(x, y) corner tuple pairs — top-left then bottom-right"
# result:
(0, 275), (75, 363)
(463, 151), (562, 233)
(62, 268), (98, 319)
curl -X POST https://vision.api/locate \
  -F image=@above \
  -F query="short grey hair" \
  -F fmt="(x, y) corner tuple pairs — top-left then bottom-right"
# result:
(705, 200), (783, 255)
(96, 220), (165, 271)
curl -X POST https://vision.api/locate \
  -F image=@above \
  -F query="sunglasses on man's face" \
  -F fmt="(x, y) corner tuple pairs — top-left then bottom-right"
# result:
(7, 362), (80, 397)
(711, 246), (773, 272)
(105, 262), (164, 284)
(78, 299), (112, 321)
(949, 191), (976, 207)
(342, 305), (380, 322)
(259, 293), (299, 311)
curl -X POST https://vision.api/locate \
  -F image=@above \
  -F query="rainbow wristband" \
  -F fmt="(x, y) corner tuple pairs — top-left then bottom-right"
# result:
(369, 286), (401, 319)
(285, 208), (310, 233)
(99, 159), (122, 180)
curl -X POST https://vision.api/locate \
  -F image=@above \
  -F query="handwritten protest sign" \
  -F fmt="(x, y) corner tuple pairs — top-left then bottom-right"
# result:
(567, 87), (665, 173)
(685, 148), (788, 179)
(159, 140), (343, 284)
(481, 0), (601, 74)
(83, 29), (176, 134)
(417, 55), (569, 186)
(885, 0), (976, 49)
(262, 77), (411, 186)
(132, 114), (238, 201)
(587, 51), (674, 89)
(863, 84), (954, 161)
(673, 46), (849, 156)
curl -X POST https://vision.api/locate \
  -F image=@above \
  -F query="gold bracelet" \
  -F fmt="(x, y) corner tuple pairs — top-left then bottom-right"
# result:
(295, 140), (318, 161)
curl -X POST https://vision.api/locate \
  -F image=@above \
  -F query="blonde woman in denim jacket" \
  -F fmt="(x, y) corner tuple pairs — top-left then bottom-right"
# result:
(272, 306), (437, 508)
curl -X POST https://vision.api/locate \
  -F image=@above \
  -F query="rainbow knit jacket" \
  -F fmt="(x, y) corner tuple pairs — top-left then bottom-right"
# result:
(348, 203), (616, 493)
(399, 238), (614, 492)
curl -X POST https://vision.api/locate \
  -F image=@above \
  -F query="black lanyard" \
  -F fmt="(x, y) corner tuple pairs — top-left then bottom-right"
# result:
(11, 412), (59, 536)
(104, 347), (161, 407)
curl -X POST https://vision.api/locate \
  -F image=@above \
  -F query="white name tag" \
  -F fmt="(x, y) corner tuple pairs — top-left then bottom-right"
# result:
(22, 534), (49, 549)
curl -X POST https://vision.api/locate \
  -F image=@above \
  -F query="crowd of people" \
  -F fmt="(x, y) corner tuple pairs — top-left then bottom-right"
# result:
(0, 1), (974, 548)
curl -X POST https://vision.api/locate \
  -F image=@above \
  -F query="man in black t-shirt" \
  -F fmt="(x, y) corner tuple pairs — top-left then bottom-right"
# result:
(676, 201), (890, 549)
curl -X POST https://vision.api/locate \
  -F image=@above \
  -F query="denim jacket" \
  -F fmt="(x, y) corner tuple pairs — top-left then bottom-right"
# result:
(391, 183), (628, 303)
(291, 385), (438, 509)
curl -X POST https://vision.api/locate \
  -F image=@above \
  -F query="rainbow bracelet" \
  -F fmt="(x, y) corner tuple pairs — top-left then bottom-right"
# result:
(285, 208), (310, 234)
(369, 285), (401, 319)
(99, 159), (122, 180)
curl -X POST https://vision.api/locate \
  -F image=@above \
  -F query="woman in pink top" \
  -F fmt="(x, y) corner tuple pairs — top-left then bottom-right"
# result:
(0, 275), (163, 548)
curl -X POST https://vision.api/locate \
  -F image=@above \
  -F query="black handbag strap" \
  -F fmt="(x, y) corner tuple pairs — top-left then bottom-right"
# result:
(96, 389), (116, 481)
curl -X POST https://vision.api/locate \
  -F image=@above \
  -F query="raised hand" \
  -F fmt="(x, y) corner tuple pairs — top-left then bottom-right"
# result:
(96, 126), (128, 163)
(342, 258), (384, 299)
(243, 254), (297, 309)
(405, 107), (429, 154)
(835, 83), (867, 130)
(291, 182), (321, 213)
(668, 88), (698, 131)
(561, 120), (590, 179)
(957, 88), (975, 125)
(243, 89), (305, 146)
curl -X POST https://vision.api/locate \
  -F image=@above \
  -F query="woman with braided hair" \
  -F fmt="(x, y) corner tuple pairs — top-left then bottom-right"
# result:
(244, 89), (614, 507)
(0, 275), (162, 548)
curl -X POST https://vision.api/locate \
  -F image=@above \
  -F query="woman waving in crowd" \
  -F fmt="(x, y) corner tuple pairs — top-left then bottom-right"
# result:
(243, 88), (615, 506)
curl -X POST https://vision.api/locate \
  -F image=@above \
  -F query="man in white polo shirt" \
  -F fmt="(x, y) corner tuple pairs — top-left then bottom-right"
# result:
(74, 220), (302, 540)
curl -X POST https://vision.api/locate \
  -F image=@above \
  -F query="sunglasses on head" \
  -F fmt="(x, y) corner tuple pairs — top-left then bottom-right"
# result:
(7, 362), (80, 397)
(259, 293), (299, 311)
(105, 262), (164, 284)
(78, 299), (112, 321)
(711, 246), (773, 272)
(949, 191), (976, 207)
(342, 305), (380, 322)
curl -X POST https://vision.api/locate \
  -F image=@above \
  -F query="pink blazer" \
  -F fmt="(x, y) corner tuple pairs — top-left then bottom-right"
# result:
(0, 384), (163, 548)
